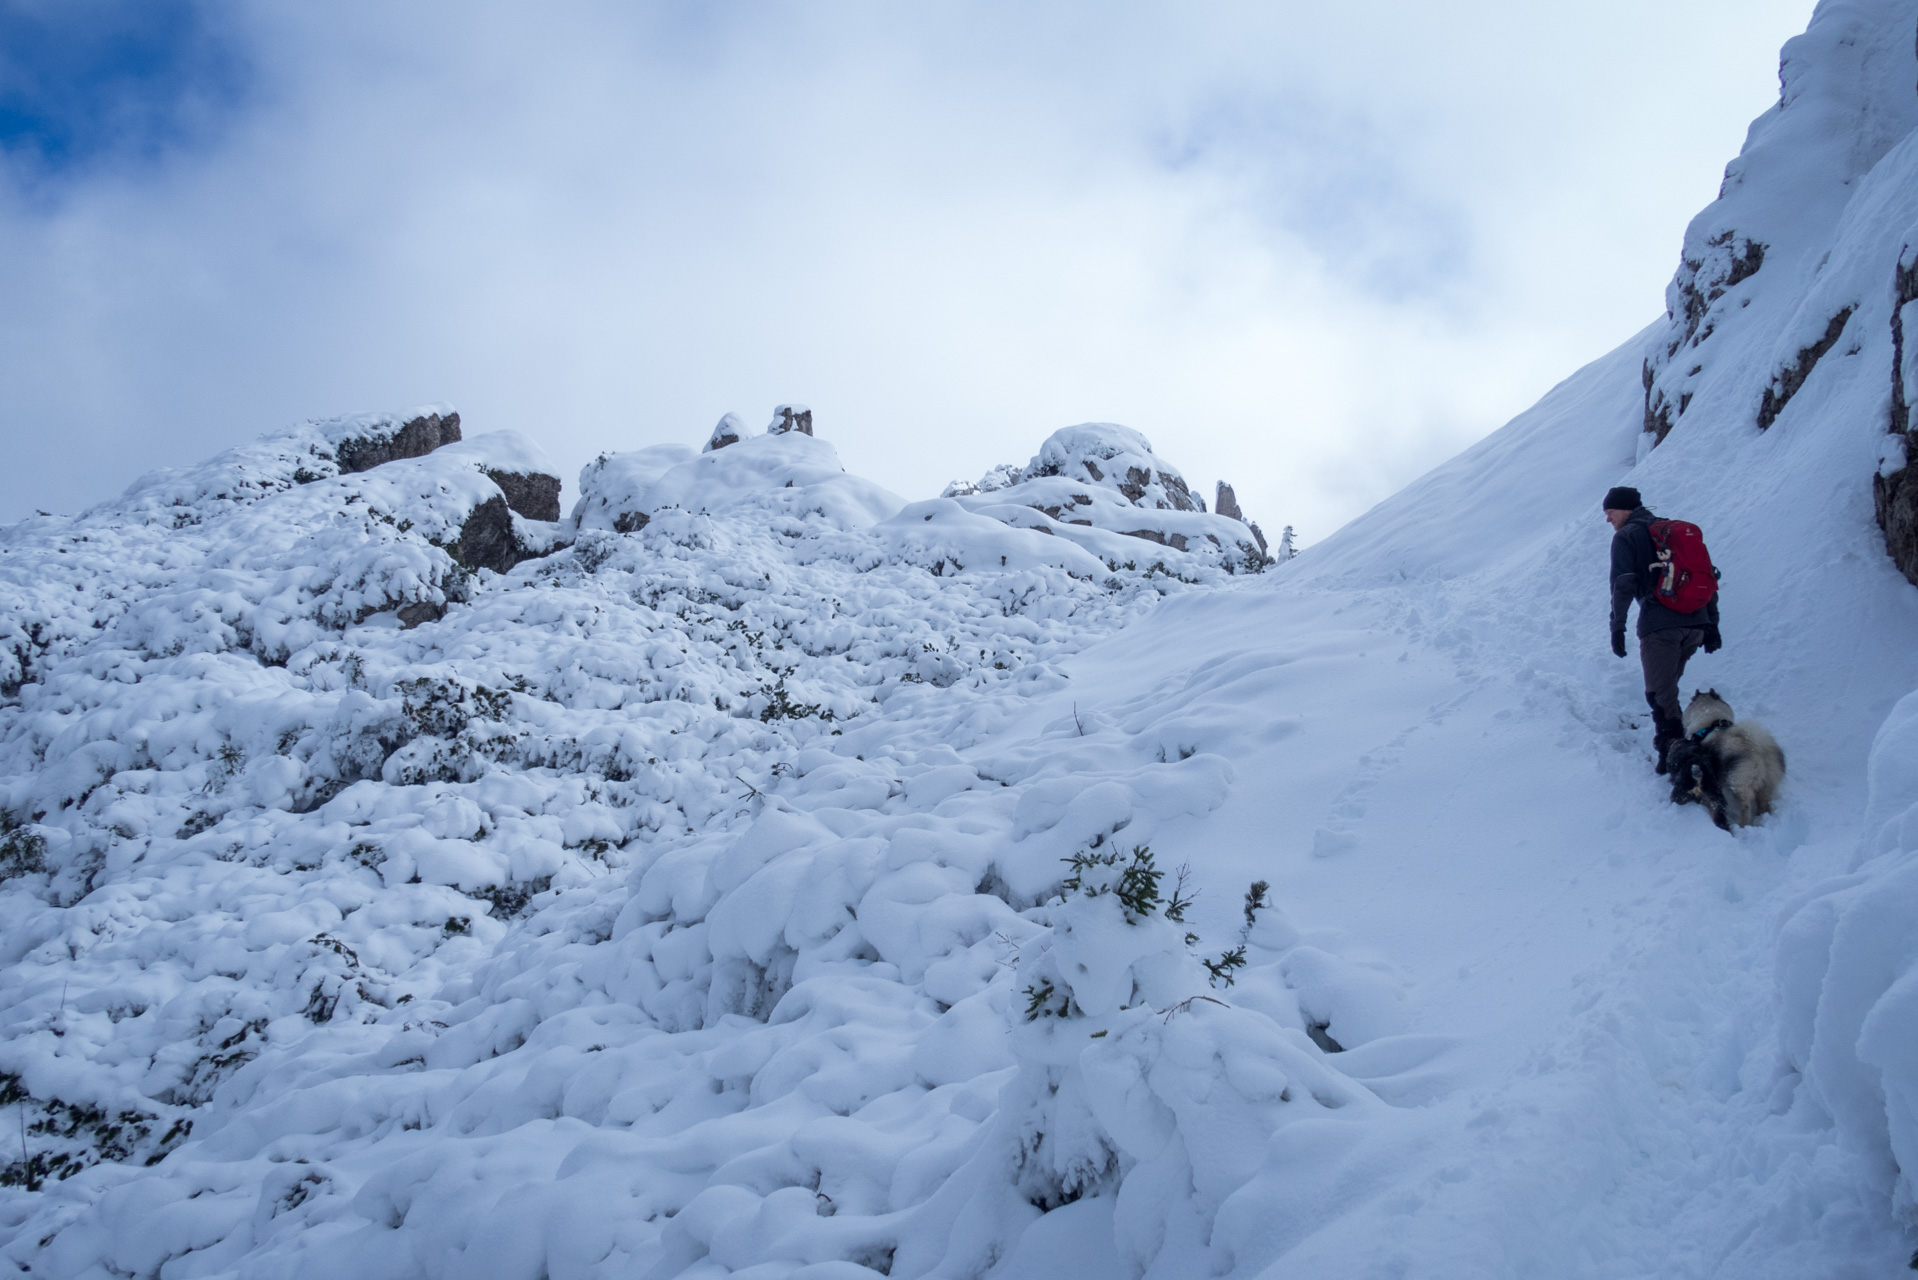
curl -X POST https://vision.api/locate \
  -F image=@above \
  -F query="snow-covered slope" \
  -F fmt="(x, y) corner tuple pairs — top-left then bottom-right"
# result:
(9, 1), (1918, 1275)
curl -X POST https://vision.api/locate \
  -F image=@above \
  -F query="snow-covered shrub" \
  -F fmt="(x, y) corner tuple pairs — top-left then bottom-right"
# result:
(0, 1073), (191, 1192)
(0, 812), (47, 882)
(899, 844), (1382, 1279)
(0, 402), (1327, 1278)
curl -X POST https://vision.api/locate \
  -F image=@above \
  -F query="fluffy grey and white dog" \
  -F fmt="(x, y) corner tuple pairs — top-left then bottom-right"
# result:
(1665, 689), (1786, 830)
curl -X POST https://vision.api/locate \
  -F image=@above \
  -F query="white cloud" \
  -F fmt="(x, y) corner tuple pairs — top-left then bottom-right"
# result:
(0, 0), (1812, 540)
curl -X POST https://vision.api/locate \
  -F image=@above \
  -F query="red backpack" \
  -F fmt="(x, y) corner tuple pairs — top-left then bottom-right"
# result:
(1648, 519), (1719, 613)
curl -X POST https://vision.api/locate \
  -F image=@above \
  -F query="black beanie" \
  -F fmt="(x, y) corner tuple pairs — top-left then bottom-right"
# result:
(1603, 486), (1642, 511)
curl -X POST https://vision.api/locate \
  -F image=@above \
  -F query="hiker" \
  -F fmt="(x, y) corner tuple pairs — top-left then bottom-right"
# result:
(1604, 486), (1721, 773)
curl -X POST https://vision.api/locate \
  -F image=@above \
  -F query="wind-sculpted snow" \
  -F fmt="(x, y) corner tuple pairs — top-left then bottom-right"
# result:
(0, 413), (1404, 1278)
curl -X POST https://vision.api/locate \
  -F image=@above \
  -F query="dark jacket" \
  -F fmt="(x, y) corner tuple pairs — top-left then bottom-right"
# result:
(1610, 507), (1719, 636)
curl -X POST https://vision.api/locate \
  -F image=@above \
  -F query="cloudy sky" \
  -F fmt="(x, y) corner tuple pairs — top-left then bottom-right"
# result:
(0, 0), (1811, 538)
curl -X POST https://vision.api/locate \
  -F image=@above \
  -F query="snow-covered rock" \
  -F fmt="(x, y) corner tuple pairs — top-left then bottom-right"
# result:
(1213, 482), (1270, 558)
(1640, 0), (1918, 447)
(947, 424), (1271, 575)
(767, 404), (813, 437)
(571, 430), (901, 537)
(704, 413), (747, 453)
(324, 406), (463, 475)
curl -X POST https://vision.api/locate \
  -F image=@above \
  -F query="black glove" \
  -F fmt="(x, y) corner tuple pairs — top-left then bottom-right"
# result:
(1611, 630), (1627, 658)
(1703, 625), (1722, 654)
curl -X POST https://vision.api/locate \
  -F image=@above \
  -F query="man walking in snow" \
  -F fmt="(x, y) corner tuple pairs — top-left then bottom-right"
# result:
(1605, 486), (1721, 773)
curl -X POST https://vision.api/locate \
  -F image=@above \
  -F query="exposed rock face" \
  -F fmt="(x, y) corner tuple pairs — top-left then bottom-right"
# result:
(1757, 307), (1854, 430)
(450, 495), (527, 574)
(768, 405), (813, 436)
(1214, 480), (1273, 556)
(1121, 528), (1189, 551)
(396, 601), (446, 629)
(1875, 459), (1918, 586)
(1644, 234), (1768, 442)
(1215, 482), (1244, 521)
(1893, 253), (1918, 436)
(334, 410), (462, 473)
(484, 469), (562, 522)
(1876, 251), (1918, 586)
(705, 414), (746, 452)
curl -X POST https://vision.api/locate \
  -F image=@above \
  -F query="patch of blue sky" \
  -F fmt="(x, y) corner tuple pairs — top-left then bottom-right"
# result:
(0, 0), (249, 179)
(1156, 94), (1473, 307)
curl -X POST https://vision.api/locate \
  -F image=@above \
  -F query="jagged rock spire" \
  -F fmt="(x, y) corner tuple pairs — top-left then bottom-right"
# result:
(768, 405), (813, 436)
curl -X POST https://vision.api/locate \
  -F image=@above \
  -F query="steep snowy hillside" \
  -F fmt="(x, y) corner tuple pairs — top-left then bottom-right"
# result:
(10, 1), (1918, 1276)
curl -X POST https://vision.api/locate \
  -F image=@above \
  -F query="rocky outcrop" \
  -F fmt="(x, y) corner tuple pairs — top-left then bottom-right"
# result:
(448, 495), (526, 574)
(484, 469), (561, 522)
(1215, 482), (1244, 521)
(1121, 528), (1189, 551)
(943, 424), (1274, 573)
(768, 405), (813, 436)
(396, 601), (446, 629)
(333, 410), (462, 473)
(1893, 253), (1918, 436)
(941, 465), (1022, 499)
(1875, 250), (1918, 586)
(1215, 481), (1273, 558)
(1874, 457), (1918, 586)
(1638, 1), (1917, 450)
(1757, 307), (1854, 430)
(706, 414), (746, 452)
(1022, 425), (1203, 513)
(1643, 234), (1771, 443)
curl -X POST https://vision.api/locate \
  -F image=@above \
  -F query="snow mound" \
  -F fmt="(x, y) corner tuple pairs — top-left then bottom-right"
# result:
(704, 413), (748, 453)
(571, 431), (900, 535)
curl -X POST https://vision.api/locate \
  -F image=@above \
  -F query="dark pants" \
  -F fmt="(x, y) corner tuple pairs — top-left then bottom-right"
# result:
(1641, 627), (1705, 723)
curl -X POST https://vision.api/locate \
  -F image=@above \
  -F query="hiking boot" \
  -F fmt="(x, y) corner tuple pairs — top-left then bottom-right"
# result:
(1650, 708), (1684, 775)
